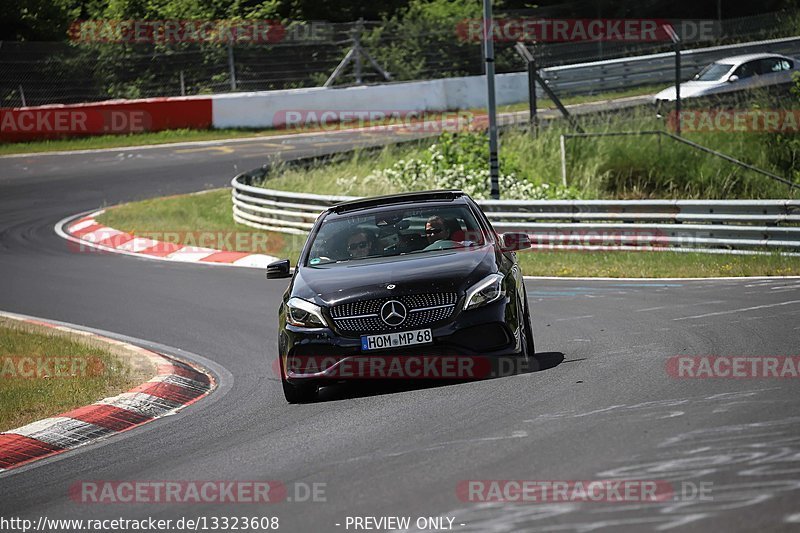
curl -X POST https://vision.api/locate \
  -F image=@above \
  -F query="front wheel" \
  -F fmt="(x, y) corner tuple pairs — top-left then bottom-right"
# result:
(522, 290), (536, 363)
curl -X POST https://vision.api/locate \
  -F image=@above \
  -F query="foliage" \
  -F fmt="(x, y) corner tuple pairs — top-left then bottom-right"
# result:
(348, 132), (582, 200)
(767, 72), (800, 183)
(361, 0), (520, 82)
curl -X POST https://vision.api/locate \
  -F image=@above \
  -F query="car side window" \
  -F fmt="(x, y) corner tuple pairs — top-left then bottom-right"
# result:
(758, 58), (784, 74)
(732, 61), (758, 79)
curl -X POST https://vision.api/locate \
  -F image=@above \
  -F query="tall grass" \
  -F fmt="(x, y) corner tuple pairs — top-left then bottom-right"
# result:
(263, 88), (799, 199)
(504, 102), (799, 199)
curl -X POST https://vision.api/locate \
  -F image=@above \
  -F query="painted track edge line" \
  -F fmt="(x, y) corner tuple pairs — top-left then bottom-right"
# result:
(54, 210), (277, 270)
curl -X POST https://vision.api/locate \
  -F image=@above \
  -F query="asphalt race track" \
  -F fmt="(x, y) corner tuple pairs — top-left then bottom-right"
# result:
(1, 126), (800, 532)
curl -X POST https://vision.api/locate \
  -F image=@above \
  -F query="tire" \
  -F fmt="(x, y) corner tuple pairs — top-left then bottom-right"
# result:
(282, 379), (318, 404)
(522, 290), (536, 361)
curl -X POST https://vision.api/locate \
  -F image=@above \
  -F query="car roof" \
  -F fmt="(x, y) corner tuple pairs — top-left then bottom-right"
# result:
(713, 53), (789, 65)
(330, 190), (467, 214)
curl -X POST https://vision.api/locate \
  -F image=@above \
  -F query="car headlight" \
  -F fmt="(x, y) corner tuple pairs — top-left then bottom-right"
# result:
(286, 297), (328, 328)
(464, 273), (505, 310)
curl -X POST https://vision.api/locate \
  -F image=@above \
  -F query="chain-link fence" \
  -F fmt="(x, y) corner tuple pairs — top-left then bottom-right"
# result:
(2, 11), (798, 108)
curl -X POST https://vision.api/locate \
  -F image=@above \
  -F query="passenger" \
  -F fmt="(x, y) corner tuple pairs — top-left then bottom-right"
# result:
(424, 216), (451, 245)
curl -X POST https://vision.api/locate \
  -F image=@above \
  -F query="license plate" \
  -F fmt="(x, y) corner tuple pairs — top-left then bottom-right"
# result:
(361, 329), (433, 351)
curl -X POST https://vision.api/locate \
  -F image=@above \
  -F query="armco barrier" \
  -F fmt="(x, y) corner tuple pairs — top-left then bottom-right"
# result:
(539, 35), (800, 96)
(3, 35), (799, 141)
(231, 172), (800, 253)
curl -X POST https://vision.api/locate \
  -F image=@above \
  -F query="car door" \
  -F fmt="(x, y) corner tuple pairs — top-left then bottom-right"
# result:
(728, 59), (761, 92)
(706, 60), (755, 96)
(761, 56), (795, 85)
(756, 57), (791, 88)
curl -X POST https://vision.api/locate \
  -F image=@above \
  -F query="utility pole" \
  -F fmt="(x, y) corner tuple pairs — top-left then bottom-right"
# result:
(675, 38), (681, 136)
(483, 0), (500, 199)
(227, 38), (237, 91)
(353, 18), (363, 84)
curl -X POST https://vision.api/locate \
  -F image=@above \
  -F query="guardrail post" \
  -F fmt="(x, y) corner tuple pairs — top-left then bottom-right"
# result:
(560, 134), (567, 187)
(528, 54), (538, 137)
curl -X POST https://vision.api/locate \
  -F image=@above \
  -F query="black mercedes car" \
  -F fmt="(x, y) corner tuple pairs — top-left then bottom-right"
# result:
(267, 190), (535, 403)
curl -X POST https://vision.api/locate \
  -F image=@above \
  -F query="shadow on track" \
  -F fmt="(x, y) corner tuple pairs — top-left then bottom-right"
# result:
(312, 351), (565, 403)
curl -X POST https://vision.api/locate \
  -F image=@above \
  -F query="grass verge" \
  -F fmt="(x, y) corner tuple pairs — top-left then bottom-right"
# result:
(0, 318), (154, 432)
(516, 250), (800, 278)
(95, 190), (800, 277)
(97, 189), (299, 258)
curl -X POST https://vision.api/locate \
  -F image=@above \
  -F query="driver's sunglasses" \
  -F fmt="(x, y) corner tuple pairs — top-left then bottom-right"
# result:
(425, 227), (444, 236)
(348, 241), (369, 251)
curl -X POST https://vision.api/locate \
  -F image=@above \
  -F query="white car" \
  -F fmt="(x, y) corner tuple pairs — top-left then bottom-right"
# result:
(654, 53), (799, 103)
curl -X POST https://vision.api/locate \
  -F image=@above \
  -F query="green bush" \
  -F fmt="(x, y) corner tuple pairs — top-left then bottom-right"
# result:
(355, 132), (581, 200)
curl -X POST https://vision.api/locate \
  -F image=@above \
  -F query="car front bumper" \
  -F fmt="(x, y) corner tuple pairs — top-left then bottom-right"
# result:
(278, 298), (524, 383)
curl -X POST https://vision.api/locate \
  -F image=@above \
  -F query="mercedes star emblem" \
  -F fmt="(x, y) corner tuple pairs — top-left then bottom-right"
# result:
(380, 300), (407, 326)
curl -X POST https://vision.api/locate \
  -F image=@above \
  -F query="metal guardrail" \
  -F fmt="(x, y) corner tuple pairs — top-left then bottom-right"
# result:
(540, 36), (800, 96)
(232, 172), (800, 252)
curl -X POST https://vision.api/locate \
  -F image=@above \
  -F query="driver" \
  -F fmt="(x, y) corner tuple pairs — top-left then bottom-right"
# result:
(346, 230), (376, 259)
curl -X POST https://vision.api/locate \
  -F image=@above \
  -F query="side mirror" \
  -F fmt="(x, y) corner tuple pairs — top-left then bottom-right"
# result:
(728, 75), (739, 83)
(500, 232), (532, 252)
(266, 259), (291, 279)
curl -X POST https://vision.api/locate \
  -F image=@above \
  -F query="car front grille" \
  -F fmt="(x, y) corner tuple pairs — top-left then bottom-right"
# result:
(330, 293), (458, 334)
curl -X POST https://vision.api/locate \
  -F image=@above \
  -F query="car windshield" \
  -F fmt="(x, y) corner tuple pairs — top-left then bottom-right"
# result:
(304, 204), (487, 266)
(693, 62), (734, 81)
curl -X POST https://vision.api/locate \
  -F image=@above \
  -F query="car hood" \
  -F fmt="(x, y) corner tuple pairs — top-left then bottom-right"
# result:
(291, 245), (499, 306)
(654, 81), (722, 101)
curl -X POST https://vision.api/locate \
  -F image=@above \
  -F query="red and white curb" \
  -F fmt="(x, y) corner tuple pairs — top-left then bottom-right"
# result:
(57, 210), (279, 269)
(0, 312), (215, 472)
